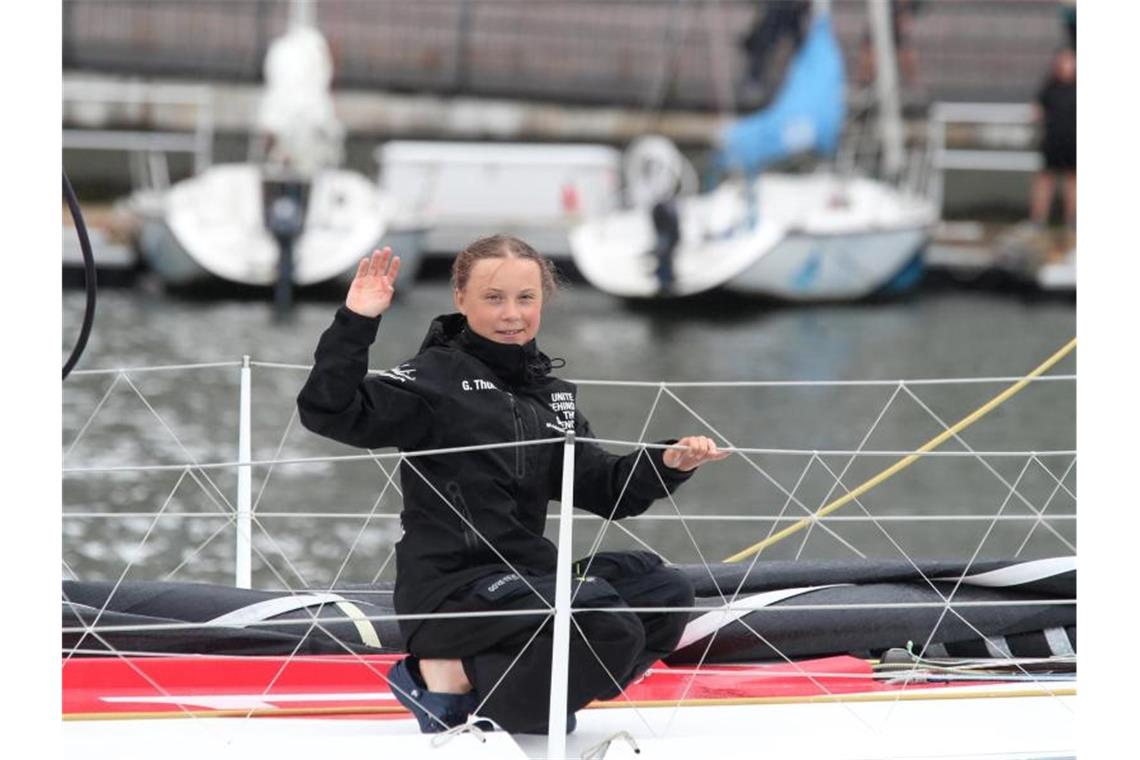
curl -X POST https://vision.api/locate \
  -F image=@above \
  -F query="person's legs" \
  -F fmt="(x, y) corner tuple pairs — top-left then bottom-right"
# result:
(1062, 171), (1076, 228)
(592, 561), (695, 695)
(419, 658), (472, 693)
(459, 578), (645, 733)
(1030, 171), (1057, 226)
(404, 571), (646, 734)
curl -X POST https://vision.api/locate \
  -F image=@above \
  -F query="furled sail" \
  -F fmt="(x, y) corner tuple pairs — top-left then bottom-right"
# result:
(719, 15), (846, 174)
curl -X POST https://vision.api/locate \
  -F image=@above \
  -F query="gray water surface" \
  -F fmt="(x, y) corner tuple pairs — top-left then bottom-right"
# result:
(62, 284), (1076, 588)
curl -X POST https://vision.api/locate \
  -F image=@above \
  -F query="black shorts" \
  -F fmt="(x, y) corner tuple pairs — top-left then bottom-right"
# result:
(1042, 136), (1076, 172)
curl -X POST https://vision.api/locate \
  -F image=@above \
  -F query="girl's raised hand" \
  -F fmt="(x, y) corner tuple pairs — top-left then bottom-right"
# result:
(345, 247), (401, 318)
(663, 436), (731, 472)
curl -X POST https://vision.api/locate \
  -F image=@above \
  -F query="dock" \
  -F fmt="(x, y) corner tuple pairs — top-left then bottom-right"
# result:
(927, 221), (1075, 295)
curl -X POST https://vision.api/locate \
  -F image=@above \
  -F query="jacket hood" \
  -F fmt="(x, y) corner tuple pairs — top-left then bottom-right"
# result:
(419, 313), (564, 386)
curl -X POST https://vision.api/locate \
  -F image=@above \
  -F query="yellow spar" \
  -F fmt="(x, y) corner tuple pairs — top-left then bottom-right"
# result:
(723, 337), (1077, 564)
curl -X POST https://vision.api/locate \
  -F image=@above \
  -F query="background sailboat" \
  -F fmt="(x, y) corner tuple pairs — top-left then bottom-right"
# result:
(131, 1), (398, 297)
(570, 8), (937, 301)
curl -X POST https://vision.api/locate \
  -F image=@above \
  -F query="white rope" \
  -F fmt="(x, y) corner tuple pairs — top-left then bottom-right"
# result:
(1029, 454), (1079, 503)
(400, 456), (554, 610)
(250, 407), (300, 515)
(63, 511), (1078, 522)
(61, 599), (1075, 638)
(661, 386), (867, 558)
(1016, 457), (1079, 557)
(63, 436), (566, 474)
(62, 441), (1079, 475)
(68, 361), (242, 376)
(800, 454), (1076, 718)
(900, 385), (1076, 553)
(61, 357), (1078, 726)
(63, 468), (189, 665)
(71, 359), (1076, 387)
(569, 375), (1076, 388)
(568, 615), (660, 739)
(121, 374), (236, 514)
(575, 382), (672, 590)
(64, 372), (123, 460)
(796, 384), (906, 561)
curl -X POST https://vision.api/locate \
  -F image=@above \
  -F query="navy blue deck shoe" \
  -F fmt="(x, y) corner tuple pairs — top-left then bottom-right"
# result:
(387, 657), (479, 733)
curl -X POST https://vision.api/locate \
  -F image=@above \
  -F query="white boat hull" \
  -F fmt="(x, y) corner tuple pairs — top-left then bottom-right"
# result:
(64, 683), (1075, 760)
(724, 224), (928, 300)
(137, 164), (397, 287)
(569, 179), (787, 297)
(570, 173), (934, 301)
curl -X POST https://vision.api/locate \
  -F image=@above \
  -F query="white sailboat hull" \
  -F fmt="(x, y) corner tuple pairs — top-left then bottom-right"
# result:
(64, 684), (1075, 760)
(569, 179), (787, 298)
(570, 173), (934, 301)
(137, 164), (397, 287)
(725, 224), (928, 300)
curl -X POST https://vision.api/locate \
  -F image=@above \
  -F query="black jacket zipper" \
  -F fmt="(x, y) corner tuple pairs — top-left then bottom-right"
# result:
(444, 481), (480, 554)
(509, 392), (526, 478)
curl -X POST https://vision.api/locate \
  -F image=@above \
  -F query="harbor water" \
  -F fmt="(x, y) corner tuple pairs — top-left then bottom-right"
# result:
(62, 284), (1076, 589)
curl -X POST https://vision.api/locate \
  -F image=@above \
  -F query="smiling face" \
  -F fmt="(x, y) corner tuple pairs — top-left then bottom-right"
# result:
(453, 256), (544, 345)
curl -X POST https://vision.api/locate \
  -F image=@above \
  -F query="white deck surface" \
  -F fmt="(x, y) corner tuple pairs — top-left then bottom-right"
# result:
(65, 683), (1075, 760)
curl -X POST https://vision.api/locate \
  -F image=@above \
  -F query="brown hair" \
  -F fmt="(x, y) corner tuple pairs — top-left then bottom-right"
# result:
(451, 234), (560, 298)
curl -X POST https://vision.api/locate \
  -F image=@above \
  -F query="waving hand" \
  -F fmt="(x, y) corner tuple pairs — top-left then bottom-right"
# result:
(346, 247), (402, 318)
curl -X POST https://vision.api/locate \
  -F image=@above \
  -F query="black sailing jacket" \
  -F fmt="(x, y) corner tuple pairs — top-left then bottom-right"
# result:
(297, 307), (692, 641)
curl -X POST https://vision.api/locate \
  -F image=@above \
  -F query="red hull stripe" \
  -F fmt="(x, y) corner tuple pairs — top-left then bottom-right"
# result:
(63, 654), (946, 718)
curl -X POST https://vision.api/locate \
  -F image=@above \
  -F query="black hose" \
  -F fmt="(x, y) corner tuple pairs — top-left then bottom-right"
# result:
(63, 171), (97, 380)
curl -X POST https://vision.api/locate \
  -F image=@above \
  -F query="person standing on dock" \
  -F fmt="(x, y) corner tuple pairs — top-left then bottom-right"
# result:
(296, 236), (728, 735)
(1029, 47), (1077, 232)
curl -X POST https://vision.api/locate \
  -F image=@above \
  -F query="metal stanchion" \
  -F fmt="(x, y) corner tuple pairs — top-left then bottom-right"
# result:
(235, 355), (253, 588)
(547, 430), (576, 759)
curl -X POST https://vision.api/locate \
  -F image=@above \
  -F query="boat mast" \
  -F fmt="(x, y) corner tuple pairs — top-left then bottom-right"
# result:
(289, 0), (316, 29)
(867, 0), (905, 179)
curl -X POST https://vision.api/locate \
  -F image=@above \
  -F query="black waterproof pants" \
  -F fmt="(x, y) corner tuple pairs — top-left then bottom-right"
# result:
(405, 551), (694, 734)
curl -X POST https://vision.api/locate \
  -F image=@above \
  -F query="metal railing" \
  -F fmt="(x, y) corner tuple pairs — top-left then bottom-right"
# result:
(62, 356), (1077, 755)
(63, 78), (215, 190)
(927, 100), (1041, 215)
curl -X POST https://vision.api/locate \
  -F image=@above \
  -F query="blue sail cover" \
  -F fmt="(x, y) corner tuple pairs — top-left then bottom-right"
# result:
(720, 15), (846, 173)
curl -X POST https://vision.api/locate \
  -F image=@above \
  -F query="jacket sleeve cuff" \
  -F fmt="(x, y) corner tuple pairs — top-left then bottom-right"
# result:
(333, 305), (383, 345)
(646, 438), (696, 489)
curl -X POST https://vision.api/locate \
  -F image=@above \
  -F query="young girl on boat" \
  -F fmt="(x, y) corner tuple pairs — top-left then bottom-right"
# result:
(297, 235), (727, 734)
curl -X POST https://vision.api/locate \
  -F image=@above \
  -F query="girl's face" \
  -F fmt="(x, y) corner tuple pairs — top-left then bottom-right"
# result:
(454, 257), (544, 345)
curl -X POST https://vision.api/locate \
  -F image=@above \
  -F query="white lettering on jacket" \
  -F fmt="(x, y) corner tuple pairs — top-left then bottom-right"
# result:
(378, 364), (416, 383)
(461, 379), (498, 391)
(544, 391), (576, 433)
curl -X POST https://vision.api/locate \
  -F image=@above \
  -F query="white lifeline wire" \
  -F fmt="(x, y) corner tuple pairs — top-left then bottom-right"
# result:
(62, 445), (1077, 475)
(61, 593), (223, 739)
(569, 375), (1077, 388)
(119, 373), (238, 516)
(64, 372), (123, 460)
(794, 383), (906, 561)
(899, 384), (1076, 552)
(63, 467), (190, 665)
(660, 385), (867, 557)
(63, 362), (1076, 726)
(1030, 454), (1078, 503)
(241, 361), (1077, 387)
(400, 453), (554, 609)
(1015, 457), (1078, 557)
(641, 452), (877, 735)
(365, 450), (405, 585)
(63, 511), (1077, 523)
(234, 460), (404, 721)
(575, 382), (672, 590)
(807, 455), (1075, 720)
